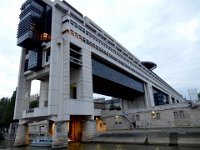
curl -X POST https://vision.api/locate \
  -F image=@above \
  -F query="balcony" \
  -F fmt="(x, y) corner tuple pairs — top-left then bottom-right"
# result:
(23, 107), (48, 119)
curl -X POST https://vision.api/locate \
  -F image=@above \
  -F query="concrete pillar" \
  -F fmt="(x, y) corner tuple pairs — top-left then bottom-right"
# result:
(144, 83), (150, 108)
(169, 96), (173, 104)
(79, 46), (93, 102)
(39, 80), (49, 108)
(14, 48), (31, 120)
(14, 124), (28, 146)
(144, 83), (155, 107)
(48, 5), (64, 115)
(52, 121), (68, 149)
(82, 120), (96, 141)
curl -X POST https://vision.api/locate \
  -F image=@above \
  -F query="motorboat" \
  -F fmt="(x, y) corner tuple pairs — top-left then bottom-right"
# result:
(31, 136), (52, 147)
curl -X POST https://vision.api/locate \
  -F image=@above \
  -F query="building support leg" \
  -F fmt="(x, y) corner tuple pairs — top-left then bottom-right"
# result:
(52, 121), (68, 149)
(14, 124), (28, 146)
(82, 120), (96, 141)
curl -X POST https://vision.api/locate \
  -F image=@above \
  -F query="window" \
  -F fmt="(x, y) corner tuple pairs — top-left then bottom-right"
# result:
(28, 50), (38, 70)
(44, 101), (48, 107)
(132, 115), (135, 121)
(70, 83), (77, 99)
(45, 48), (50, 62)
(156, 113), (160, 119)
(174, 111), (185, 119)
(100, 123), (103, 128)
(136, 115), (140, 121)
(173, 112), (178, 119)
(179, 111), (184, 118)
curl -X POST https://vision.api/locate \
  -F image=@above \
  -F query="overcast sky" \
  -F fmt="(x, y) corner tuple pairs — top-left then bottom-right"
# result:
(0, 0), (199, 99)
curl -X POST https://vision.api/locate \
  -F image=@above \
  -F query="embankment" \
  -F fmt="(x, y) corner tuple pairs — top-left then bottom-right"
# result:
(88, 129), (200, 146)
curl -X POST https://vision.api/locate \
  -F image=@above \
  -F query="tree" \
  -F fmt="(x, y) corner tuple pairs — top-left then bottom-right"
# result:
(109, 100), (116, 110)
(29, 100), (39, 108)
(198, 92), (200, 100)
(0, 90), (16, 132)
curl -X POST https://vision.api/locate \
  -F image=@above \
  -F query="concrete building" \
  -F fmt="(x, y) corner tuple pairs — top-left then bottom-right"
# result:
(14, 0), (185, 148)
(100, 101), (200, 130)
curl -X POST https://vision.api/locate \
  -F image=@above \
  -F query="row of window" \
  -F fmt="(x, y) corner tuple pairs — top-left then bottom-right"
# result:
(68, 19), (137, 63)
(64, 28), (170, 98)
(64, 17), (181, 99)
(132, 114), (140, 121)
(92, 59), (144, 93)
(66, 15), (182, 98)
(131, 110), (185, 121)
(174, 111), (185, 119)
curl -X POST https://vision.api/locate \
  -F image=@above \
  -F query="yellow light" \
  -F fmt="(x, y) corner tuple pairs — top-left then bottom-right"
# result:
(41, 32), (48, 41)
(151, 111), (156, 119)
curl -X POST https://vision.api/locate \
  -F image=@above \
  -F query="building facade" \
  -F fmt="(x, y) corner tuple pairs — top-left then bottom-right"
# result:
(14, 0), (185, 148)
(100, 101), (200, 130)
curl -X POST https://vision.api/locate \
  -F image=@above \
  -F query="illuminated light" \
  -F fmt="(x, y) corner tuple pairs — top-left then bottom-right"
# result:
(115, 115), (119, 118)
(41, 32), (48, 41)
(51, 122), (55, 132)
(151, 111), (156, 119)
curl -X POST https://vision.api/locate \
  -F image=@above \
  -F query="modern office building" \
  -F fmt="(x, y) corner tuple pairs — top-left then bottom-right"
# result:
(14, 0), (185, 148)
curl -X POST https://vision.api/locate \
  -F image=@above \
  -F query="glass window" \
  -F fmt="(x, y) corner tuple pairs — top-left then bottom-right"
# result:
(70, 83), (77, 99)
(28, 50), (38, 70)
(45, 48), (50, 62)
(173, 112), (178, 119)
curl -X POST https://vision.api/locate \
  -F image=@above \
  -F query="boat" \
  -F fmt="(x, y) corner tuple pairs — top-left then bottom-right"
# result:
(31, 136), (52, 147)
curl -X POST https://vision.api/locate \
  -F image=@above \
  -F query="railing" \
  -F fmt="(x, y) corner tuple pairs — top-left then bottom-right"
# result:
(101, 110), (122, 118)
(26, 108), (34, 114)
(23, 107), (48, 118)
(70, 56), (82, 65)
(162, 127), (200, 134)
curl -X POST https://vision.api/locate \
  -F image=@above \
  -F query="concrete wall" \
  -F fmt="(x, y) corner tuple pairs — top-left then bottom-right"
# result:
(102, 103), (200, 129)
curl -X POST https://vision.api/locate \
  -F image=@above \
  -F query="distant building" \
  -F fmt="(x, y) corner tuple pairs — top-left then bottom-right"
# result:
(188, 88), (199, 101)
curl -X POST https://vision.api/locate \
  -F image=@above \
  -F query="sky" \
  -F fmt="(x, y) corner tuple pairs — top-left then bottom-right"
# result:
(0, 0), (200, 100)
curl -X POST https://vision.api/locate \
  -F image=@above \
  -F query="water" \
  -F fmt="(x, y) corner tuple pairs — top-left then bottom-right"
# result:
(0, 141), (199, 150)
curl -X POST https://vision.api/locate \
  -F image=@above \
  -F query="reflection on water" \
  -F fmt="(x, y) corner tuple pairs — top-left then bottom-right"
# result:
(0, 141), (199, 150)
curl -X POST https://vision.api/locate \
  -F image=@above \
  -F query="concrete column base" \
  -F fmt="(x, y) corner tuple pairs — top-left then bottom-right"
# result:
(82, 120), (96, 141)
(14, 124), (28, 147)
(52, 121), (68, 149)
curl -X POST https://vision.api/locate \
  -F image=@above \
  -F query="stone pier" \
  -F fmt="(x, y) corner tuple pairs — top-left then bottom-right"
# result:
(52, 121), (68, 149)
(14, 124), (29, 146)
(82, 120), (96, 141)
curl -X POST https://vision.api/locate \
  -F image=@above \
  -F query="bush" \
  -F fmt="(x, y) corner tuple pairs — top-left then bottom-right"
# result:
(29, 100), (39, 108)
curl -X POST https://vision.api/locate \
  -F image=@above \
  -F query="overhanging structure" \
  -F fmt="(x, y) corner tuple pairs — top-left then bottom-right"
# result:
(14, 0), (185, 148)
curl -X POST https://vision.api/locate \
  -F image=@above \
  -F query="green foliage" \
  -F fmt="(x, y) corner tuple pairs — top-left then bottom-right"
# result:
(0, 90), (16, 129)
(29, 100), (39, 108)
(109, 101), (121, 110)
(198, 92), (200, 100)
(109, 104), (116, 110)
(116, 106), (121, 110)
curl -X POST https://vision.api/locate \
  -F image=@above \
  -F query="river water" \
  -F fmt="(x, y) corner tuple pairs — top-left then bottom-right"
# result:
(0, 141), (199, 150)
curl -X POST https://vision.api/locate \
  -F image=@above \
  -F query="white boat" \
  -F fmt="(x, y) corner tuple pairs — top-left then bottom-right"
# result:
(31, 136), (52, 147)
